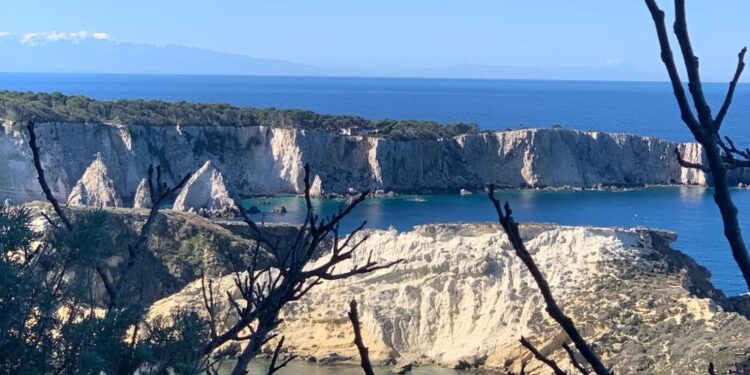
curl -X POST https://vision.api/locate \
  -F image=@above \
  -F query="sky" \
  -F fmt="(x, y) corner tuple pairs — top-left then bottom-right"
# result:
(2, 1), (750, 80)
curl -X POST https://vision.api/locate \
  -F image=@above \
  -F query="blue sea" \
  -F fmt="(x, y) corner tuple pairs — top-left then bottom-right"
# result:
(2, 73), (750, 296)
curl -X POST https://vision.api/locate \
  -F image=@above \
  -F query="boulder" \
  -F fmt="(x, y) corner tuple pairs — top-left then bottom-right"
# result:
(133, 178), (152, 209)
(173, 160), (238, 218)
(67, 155), (123, 208)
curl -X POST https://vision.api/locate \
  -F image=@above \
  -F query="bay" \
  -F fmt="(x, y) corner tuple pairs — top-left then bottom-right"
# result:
(243, 187), (750, 296)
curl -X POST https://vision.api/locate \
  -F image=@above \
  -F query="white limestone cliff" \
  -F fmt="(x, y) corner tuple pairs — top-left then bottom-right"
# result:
(133, 178), (152, 209)
(66, 155), (123, 208)
(173, 160), (239, 217)
(2, 121), (746, 203)
(147, 223), (750, 374)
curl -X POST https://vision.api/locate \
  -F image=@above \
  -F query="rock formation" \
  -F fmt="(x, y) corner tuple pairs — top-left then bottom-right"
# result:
(2, 121), (749, 203)
(173, 160), (239, 218)
(148, 223), (750, 374)
(309, 174), (324, 198)
(66, 155), (123, 208)
(133, 178), (152, 209)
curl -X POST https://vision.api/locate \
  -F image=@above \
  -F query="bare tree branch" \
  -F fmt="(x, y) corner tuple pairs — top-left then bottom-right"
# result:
(519, 337), (567, 375)
(348, 299), (375, 375)
(267, 336), (295, 375)
(563, 342), (590, 375)
(672, 0), (714, 130)
(645, 0), (750, 291)
(27, 121), (72, 230)
(201, 164), (402, 375)
(488, 187), (610, 375)
(715, 47), (747, 129)
(674, 147), (709, 172)
(642, 1), (702, 139)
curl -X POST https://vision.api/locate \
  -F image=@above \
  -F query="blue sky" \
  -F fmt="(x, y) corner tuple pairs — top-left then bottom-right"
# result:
(2, 1), (750, 80)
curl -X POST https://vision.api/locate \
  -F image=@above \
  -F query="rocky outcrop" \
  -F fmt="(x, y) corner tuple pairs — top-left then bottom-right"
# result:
(149, 223), (750, 374)
(173, 160), (239, 218)
(2, 121), (747, 203)
(66, 155), (123, 208)
(309, 174), (324, 198)
(133, 178), (152, 209)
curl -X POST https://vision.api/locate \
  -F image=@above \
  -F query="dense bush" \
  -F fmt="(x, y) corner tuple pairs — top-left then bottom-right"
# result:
(0, 205), (207, 374)
(0, 90), (478, 139)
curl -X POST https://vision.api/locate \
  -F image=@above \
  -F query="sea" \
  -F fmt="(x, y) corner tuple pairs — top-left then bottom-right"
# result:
(1, 74), (748, 295)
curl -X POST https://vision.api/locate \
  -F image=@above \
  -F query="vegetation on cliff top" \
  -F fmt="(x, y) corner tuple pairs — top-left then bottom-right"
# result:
(0, 90), (478, 140)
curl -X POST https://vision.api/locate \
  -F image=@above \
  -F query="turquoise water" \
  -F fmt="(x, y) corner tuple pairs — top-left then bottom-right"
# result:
(243, 187), (750, 296)
(240, 360), (486, 375)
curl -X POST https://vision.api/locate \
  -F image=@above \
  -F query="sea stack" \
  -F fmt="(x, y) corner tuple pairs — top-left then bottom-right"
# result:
(173, 160), (239, 218)
(133, 178), (152, 209)
(309, 174), (325, 198)
(67, 155), (123, 208)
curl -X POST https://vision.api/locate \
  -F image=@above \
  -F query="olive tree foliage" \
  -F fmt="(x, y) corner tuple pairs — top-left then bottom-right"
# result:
(0, 202), (211, 375)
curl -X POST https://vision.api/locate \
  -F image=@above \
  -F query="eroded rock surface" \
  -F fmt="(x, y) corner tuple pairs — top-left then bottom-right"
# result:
(149, 223), (750, 374)
(66, 155), (123, 208)
(1, 122), (743, 203)
(133, 178), (152, 209)
(173, 160), (239, 218)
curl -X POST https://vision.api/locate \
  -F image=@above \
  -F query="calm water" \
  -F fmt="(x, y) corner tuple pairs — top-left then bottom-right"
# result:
(240, 360), (486, 375)
(2, 73), (750, 295)
(2, 73), (750, 144)
(243, 187), (750, 296)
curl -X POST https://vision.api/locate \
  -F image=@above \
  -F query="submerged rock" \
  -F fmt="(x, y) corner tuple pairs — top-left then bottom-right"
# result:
(272, 205), (287, 215)
(133, 178), (152, 209)
(173, 160), (238, 218)
(67, 155), (123, 208)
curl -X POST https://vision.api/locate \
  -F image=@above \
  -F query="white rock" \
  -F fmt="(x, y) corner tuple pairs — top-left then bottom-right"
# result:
(147, 223), (750, 374)
(173, 160), (238, 217)
(5, 123), (750, 203)
(459, 188), (472, 196)
(67, 155), (123, 208)
(309, 174), (325, 198)
(133, 178), (152, 209)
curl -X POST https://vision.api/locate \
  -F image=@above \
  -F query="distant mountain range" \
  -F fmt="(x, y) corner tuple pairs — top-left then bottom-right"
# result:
(0, 31), (660, 80)
(0, 32), (329, 76)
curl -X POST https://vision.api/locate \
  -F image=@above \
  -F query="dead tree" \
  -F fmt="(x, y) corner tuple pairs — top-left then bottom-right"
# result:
(27, 120), (193, 373)
(348, 299), (376, 375)
(200, 165), (403, 375)
(488, 186), (611, 375)
(520, 337), (567, 375)
(27, 120), (191, 311)
(645, 0), (750, 291)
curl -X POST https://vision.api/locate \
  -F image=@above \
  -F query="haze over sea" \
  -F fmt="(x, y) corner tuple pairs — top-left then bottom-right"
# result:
(2, 73), (750, 297)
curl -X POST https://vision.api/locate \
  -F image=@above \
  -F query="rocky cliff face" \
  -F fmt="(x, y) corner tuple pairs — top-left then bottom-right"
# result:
(173, 160), (239, 217)
(66, 155), (123, 208)
(150, 223), (750, 374)
(0, 120), (739, 204)
(132, 178), (152, 209)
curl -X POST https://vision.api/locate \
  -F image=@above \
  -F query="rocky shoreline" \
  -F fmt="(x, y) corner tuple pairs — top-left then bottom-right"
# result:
(148, 222), (750, 374)
(4, 120), (749, 206)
